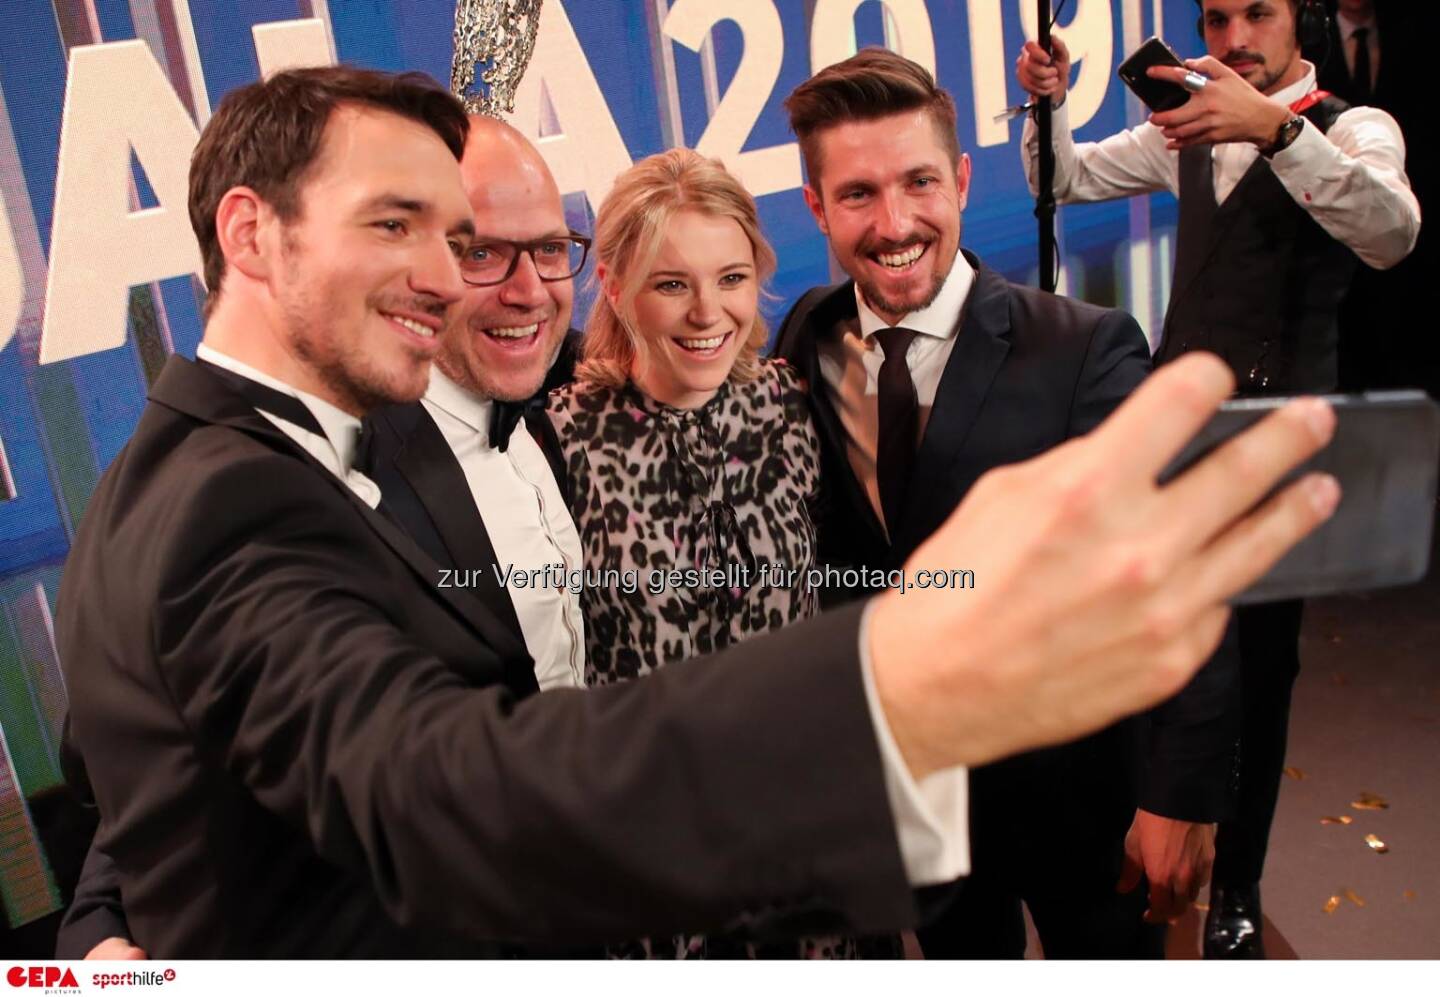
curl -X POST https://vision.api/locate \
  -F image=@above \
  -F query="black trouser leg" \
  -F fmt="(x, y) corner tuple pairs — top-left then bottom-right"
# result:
(1026, 877), (1166, 959)
(914, 876), (1027, 959)
(1212, 599), (1305, 886)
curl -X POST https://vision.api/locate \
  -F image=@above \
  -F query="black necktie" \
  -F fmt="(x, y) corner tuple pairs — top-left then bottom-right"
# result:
(873, 326), (919, 536)
(196, 358), (325, 437)
(1352, 27), (1372, 103)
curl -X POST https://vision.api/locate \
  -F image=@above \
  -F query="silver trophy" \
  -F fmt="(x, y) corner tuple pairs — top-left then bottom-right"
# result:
(451, 0), (544, 117)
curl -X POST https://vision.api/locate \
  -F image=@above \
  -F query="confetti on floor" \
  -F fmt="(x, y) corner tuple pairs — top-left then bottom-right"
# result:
(1403, 890), (1417, 902)
(1320, 815), (1354, 825)
(1323, 895), (1342, 914)
(1364, 833), (1389, 854)
(1284, 766), (1307, 780)
(1344, 888), (1366, 908)
(1351, 792), (1390, 811)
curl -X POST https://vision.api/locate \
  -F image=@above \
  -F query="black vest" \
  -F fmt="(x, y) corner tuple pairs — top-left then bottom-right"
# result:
(1155, 96), (1356, 394)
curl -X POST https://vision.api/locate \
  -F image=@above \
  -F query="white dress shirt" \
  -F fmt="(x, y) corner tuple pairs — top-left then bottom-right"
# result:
(421, 368), (585, 692)
(1337, 11), (1380, 90)
(195, 344), (969, 885)
(815, 250), (975, 533)
(196, 343), (382, 509)
(1022, 62), (1421, 270)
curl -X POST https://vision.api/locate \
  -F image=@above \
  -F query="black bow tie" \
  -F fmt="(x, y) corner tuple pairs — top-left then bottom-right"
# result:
(352, 419), (379, 478)
(489, 396), (547, 452)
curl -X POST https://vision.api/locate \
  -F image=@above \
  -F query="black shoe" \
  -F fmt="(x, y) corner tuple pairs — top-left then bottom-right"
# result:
(1204, 884), (1265, 959)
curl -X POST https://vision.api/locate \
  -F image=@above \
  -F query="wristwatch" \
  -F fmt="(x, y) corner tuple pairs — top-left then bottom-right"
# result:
(1260, 115), (1305, 158)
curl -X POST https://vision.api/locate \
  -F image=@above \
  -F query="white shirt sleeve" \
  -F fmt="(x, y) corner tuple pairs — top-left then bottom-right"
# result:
(1021, 99), (1179, 203)
(856, 600), (970, 886)
(1267, 107), (1422, 270)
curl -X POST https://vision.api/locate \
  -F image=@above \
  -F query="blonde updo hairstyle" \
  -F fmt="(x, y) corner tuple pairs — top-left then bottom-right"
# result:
(579, 147), (777, 388)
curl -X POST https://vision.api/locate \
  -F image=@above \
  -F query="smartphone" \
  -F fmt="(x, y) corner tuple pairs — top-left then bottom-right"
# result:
(1159, 392), (1440, 605)
(1117, 36), (1192, 113)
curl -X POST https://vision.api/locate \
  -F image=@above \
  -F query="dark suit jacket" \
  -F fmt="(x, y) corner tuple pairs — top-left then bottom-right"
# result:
(55, 355), (913, 957)
(1316, 2), (1402, 110)
(1318, 2), (1440, 395)
(361, 329), (582, 696)
(772, 254), (1238, 860)
(57, 335), (586, 956)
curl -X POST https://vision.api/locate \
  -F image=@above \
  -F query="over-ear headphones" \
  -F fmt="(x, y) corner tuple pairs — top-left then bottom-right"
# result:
(1194, 0), (1331, 52)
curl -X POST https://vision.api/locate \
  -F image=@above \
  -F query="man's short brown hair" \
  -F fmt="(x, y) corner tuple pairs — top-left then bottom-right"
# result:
(783, 48), (961, 190)
(188, 66), (468, 315)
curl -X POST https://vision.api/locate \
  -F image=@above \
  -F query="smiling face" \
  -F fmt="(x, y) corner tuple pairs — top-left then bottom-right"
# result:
(1200, 0), (1306, 95)
(269, 105), (473, 413)
(803, 109), (970, 326)
(620, 208), (758, 410)
(436, 119), (575, 402)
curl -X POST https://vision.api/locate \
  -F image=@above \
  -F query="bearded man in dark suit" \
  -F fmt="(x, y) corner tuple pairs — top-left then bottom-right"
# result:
(57, 113), (585, 957)
(775, 49), (1240, 959)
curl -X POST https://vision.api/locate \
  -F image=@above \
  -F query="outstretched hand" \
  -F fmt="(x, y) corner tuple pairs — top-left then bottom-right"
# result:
(871, 352), (1338, 778)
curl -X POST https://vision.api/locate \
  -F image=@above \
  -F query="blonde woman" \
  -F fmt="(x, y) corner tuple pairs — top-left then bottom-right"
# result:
(547, 149), (890, 959)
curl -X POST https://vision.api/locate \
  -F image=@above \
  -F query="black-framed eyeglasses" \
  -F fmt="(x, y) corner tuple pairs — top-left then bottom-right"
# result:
(458, 232), (592, 286)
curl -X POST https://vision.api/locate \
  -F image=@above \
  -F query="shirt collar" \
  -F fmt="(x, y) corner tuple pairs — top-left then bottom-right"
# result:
(1336, 11), (1375, 40)
(855, 249), (976, 341)
(424, 365), (496, 443)
(195, 342), (364, 470)
(1270, 60), (1319, 108)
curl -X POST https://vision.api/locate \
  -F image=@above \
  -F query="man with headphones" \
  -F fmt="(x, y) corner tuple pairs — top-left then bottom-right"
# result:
(1016, 0), (1419, 960)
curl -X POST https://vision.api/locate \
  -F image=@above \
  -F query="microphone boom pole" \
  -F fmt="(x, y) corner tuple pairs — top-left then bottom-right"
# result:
(1036, 0), (1058, 293)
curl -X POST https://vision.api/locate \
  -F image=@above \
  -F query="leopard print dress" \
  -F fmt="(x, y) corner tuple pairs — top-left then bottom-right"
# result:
(546, 358), (822, 684)
(547, 359), (896, 959)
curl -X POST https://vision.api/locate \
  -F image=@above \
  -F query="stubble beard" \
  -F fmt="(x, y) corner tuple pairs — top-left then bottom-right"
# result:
(279, 247), (426, 413)
(857, 269), (949, 324)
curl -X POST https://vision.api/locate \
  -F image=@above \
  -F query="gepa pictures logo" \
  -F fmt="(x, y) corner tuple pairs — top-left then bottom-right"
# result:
(6, 967), (80, 990)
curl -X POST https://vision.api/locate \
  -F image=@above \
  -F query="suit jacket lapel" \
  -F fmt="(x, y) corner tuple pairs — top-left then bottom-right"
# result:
(390, 408), (527, 642)
(150, 357), (532, 667)
(890, 255), (1012, 557)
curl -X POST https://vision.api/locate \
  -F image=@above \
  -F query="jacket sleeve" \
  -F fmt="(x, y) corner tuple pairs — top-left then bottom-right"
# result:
(135, 454), (916, 945)
(1138, 621), (1242, 822)
(55, 835), (132, 959)
(1065, 305), (1152, 439)
(1066, 307), (1240, 822)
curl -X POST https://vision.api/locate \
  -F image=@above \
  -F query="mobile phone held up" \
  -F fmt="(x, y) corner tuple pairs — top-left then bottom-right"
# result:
(1118, 36), (1192, 112)
(1159, 392), (1440, 605)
